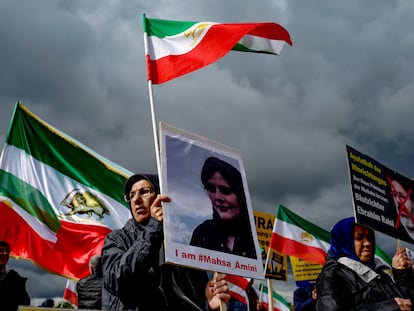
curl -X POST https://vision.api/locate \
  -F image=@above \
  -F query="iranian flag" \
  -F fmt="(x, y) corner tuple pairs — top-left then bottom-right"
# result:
(0, 102), (132, 279)
(143, 14), (292, 84)
(227, 275), (251, 305)
(270, 205), (330, 265)
(63, 279), (78, 307)
(270, 205), (392, 267)
(256, 283), (291, 311)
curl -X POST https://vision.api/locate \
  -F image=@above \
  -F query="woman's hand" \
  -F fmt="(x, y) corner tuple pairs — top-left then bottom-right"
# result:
(205, 272), (231, 310)
(392, 247), (412, 270)
(394, 297), (412, 311)
(150, 194), (171, 222)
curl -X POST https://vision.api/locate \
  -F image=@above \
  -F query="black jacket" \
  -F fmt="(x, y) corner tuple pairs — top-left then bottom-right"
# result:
(190, 219), (257, 259)
(0, 269), (30, 311)
(76, 273), (102, 309)
(102, 217), (209, 311)
(316, 256), (414, 311)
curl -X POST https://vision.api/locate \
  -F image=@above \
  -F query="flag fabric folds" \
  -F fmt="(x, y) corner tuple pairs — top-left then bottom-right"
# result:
(143, 14), (292, 84)
(0, 102), (132, 279)
(256, 283), (291, 311)
(270, 205), (331, 265)
(227, 275), (251, 305)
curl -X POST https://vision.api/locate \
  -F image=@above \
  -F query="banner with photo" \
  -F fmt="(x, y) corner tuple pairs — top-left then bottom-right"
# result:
(160, 122), (264, 279)
(253, 210), (288, 280)
(346, 145), (414, 244)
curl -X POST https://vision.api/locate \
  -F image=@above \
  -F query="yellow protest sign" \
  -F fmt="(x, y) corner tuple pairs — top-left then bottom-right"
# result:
(254, 210), (288, 280)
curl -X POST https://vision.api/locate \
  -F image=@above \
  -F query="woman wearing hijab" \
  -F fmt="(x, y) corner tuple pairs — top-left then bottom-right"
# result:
(316, 217), (414, 311)
(190, 156), (257, 259)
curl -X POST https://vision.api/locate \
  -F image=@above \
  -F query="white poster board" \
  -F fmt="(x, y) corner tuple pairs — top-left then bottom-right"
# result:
(160, 122), (264, 279)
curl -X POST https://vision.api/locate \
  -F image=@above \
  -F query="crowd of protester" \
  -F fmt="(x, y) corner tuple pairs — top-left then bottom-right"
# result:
(3, 173), (414, 311)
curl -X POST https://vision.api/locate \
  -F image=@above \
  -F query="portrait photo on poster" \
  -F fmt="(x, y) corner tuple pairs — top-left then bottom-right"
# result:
(159, 122), (264, 279)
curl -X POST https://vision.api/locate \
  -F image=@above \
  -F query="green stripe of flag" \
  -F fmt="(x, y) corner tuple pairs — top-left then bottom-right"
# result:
(277, 204), (331, 243)
(259, 283), (291, 309)
(0, 170), (60, 231)
(6, 102), (128, 206)
(143, 15), (198, 38)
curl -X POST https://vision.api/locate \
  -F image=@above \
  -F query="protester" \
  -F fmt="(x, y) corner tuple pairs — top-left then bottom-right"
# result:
(76, 253), (102, 309)
(0, 240), (30, 311)
(101, 173), (230, 311)
(190, 156), (257, 259)
(294, 284), (316, 311)
(316, 217), (414, 311)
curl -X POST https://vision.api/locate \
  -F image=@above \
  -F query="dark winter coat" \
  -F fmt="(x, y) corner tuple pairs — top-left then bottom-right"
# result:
(102, 217), (209, 311)
(190, 219), (257, 259)
(76, 273), (102, 309)
(294, 285), (316, 311)
(0, 269), (30, 311)
(316, 256), (414, 311)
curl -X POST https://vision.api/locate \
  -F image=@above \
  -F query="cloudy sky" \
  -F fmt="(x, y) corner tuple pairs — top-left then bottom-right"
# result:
(2, 0), (414, 305)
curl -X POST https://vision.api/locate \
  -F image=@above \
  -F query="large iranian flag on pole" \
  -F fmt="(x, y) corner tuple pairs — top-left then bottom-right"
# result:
(0, 102), (132, 279)
(270, 205), (330, 265)
(143, 14), (292, 84)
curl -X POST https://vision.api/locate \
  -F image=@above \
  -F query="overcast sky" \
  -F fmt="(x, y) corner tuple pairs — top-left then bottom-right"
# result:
(2, 0), (414, 305)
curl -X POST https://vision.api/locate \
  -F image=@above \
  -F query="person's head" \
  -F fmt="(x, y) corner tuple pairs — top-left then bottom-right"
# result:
(40, 299), (55, 307)
(89, 254), (102, 276)
(328, 217), (375, 268)
(0, 240), (11, 268)
(201, 156), (247, 222)
(391, 180), (414, 229)
(123, 174), (159, 224)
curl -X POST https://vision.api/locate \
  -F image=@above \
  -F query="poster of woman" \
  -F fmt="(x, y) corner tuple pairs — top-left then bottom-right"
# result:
(160, 122), (264, 279)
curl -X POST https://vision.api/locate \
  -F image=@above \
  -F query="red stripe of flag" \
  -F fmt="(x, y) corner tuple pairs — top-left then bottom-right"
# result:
(270, 232), (326, 265)
(0, 202), (111, 279)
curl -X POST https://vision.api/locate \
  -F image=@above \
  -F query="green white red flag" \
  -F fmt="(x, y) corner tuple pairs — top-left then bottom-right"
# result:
(270, 205), (330, 265)
(63, 279), (78, 307)
(143, 14), (292, 84)
(256, 283), (291, 311)
(0, 102), (132, 279)
(270, 204), (392, 267)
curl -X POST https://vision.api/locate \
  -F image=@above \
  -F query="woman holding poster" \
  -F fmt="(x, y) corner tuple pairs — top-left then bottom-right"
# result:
(190, 156), (257, 259)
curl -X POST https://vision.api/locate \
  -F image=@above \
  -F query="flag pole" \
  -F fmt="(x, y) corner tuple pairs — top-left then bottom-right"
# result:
(267, 278), (273, 311)
(147, 79), (162, 179)
(143, 13), (162, 179)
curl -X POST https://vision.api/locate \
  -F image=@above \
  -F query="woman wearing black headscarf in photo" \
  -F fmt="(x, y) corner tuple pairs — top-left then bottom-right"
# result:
(190, 156), (257, 259)
(316, 217), (414, 311)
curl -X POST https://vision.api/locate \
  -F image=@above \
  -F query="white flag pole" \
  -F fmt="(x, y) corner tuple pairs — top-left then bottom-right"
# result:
(147, 79), (162, 179)
(143, 14), (162, 180)
(267, 278), (273, 311)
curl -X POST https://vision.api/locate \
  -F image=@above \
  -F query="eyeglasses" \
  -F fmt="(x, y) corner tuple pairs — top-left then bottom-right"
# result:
(205, 183), (234, 195)
(125, 187), (153, 202)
